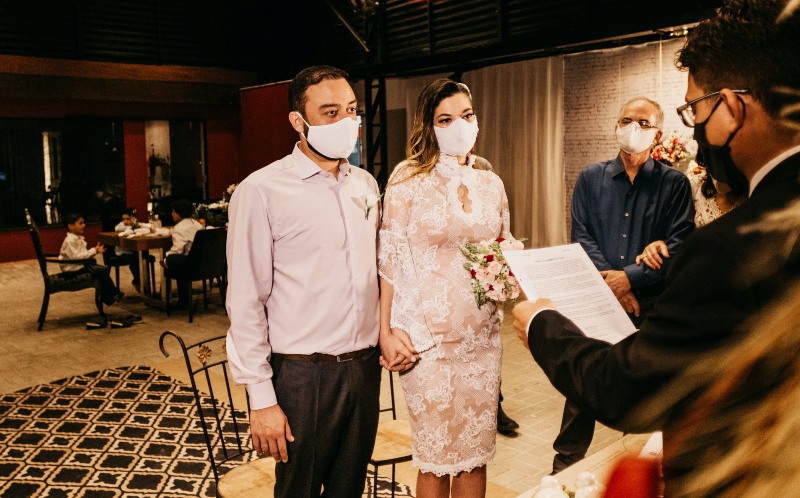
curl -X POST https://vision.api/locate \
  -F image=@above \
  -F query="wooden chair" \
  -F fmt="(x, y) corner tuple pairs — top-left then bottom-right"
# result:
(159, 331), (275, 498)
(25, 209), (105, 331)
(164, 228), (227, 322)
(102, 250), (156, 288)
(369, 370), (413, 498)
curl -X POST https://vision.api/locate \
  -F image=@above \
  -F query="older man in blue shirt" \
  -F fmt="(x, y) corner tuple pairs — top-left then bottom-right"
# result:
(553, 96), (695, 474)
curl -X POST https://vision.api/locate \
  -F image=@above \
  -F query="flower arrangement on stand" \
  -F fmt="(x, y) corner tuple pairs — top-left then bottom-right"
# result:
(651, 132), (693, 165)
(195, 183), (237, 228)
(460, 237), (525, 308)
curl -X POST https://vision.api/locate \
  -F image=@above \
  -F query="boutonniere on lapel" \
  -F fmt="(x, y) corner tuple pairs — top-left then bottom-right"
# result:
(364, 193), (384, 220)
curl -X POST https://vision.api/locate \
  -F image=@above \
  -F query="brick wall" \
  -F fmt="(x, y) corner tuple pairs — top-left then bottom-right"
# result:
(563, 38), (690, 234)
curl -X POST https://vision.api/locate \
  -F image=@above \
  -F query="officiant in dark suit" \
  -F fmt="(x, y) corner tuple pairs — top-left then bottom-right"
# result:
(512, 0), (800, 492)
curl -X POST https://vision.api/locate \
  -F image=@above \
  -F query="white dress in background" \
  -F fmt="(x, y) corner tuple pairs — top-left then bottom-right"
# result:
(685, 165), (744, 228)
(378, 154), (511, 476)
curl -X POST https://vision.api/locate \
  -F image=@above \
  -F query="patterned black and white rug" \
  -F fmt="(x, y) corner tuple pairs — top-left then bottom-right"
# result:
(0, 366), (413, 498)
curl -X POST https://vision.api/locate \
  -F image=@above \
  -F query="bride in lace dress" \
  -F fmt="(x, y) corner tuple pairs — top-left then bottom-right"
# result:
(378, 79), (512, 498)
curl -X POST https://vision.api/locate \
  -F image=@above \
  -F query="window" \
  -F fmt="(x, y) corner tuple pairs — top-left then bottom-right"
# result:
(0, 118), (125, 229)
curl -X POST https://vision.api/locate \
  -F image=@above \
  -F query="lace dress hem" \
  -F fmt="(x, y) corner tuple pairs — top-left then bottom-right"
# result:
(413, 448), (496, 477)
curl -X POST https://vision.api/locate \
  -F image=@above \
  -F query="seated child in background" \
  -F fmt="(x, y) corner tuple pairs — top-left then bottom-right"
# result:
(59, 213), (124, 306)
(161, 199), (203, 310)
(114, 208), (141, 287)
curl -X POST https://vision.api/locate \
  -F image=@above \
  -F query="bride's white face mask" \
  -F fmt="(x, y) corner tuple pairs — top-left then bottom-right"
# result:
(434, 117), (479, 157)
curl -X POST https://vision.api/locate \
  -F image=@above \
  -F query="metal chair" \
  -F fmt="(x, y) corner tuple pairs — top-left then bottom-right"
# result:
(25, 209), (105, 331)
(369, 370), (413, 498)
(159, 331), (275, 497)
(164, 228), (227, 322)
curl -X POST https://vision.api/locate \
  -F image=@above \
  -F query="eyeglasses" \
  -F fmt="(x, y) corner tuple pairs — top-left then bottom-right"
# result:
(676, 89), (750, 127)
(617, 118), (658, 130)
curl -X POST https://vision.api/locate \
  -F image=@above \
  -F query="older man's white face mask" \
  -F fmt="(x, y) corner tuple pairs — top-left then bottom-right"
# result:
(616, 121), (658, 154)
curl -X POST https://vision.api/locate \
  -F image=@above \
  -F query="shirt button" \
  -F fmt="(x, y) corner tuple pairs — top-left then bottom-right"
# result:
(622, 234), (627, 238)
(620, 255), (625, 260)
(624, 213), (629, 217)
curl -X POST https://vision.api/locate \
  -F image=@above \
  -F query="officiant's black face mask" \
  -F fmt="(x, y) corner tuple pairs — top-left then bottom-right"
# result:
(693, 97), (749, 196)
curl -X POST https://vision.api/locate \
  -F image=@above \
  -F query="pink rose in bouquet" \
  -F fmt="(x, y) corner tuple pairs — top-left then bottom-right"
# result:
(460, 237), (525, 308)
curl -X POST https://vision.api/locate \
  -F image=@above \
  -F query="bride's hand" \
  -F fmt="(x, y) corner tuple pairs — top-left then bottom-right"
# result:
(379, 328), (418, 372)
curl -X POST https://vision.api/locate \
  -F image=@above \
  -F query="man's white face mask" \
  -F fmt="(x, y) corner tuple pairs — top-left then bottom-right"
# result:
(616, 121), (658, 155)
(299, 114), (359, 160)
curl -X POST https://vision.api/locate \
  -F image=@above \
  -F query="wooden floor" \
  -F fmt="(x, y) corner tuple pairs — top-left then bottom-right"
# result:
(0, 259), (622, 496)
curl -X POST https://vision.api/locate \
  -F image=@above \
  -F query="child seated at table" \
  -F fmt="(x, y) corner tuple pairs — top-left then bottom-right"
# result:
(114, 208), (141, 287)
(60, 213), (124, 306)
(161, 199), (203, 310)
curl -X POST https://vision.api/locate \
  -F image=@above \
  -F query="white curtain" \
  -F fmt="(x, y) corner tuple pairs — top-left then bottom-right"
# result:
(463, 57), (566, 247)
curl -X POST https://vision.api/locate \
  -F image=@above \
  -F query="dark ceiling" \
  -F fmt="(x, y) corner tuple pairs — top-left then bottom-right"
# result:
(0, 0), (723, 83)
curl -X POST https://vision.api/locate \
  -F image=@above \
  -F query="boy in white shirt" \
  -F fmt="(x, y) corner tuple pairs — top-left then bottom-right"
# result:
(161, 199), (203, 309)
(113, 208), (142, 287)
(59, 213), (124, 306)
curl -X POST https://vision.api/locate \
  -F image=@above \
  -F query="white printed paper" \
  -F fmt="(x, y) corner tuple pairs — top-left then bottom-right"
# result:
(504, 243), (636, 344)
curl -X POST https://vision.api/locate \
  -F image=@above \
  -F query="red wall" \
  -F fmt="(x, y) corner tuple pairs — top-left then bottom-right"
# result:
(206, 115), (241, 198)
(239, 83), (298, 179)
(2, 223), (104, 263)
(123, 121), (149, 217)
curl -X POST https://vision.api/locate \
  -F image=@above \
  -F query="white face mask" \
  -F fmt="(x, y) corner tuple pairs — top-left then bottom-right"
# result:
(434, 117), (479, 157)
(615, 122), (658, 155)
(299, 114), (359, 160)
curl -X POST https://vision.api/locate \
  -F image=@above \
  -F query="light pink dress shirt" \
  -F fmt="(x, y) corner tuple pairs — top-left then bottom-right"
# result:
(226, 145), (381, 410)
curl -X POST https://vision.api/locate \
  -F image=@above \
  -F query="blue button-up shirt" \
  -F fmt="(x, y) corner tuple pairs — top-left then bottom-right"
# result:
(571, 155), (695, 293)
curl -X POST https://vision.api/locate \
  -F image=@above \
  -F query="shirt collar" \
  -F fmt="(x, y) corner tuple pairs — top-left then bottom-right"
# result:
(436, 153), (476, 179)
(291, 143), (351, 180)
(611, 154), (655, 181)
(749, 143), (800, 196)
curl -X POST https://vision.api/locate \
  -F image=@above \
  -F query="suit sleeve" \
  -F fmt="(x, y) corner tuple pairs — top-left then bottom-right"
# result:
(527, 225), (751, 431)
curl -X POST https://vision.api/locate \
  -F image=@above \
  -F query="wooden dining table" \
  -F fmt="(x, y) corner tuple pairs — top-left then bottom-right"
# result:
(97, 231), (173, 306)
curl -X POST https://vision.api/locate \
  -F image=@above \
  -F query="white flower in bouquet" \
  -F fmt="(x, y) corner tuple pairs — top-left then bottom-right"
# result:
(460, 236), (526, 308)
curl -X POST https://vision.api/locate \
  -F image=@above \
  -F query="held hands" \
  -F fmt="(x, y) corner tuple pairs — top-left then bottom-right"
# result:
(250, 404), (294, 462)
(379, 328), (418, 372)
(512, 298), (555, 350)
(599, 270), (631, 299)
(636, 240), (669, 270)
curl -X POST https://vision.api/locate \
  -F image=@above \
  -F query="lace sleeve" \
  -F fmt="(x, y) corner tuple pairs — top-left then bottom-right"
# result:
(378, 165), (436, 352)
(498, 177), (512, 240)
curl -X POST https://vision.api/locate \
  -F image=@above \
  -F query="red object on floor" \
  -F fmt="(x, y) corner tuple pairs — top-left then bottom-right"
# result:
(603, 456), (660, 498)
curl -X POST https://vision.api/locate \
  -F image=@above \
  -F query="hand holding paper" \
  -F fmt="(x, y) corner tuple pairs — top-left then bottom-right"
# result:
(505, 243), (636, 344)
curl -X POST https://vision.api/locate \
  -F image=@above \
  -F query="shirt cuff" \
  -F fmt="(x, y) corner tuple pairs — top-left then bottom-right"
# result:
(524, 307), (556, 336)
(246, 380), (278, 410)
(623, 264), (644, 289)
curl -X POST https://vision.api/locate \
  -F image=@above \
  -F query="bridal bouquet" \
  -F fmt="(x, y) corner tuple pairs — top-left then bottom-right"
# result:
(460, 237), (525, 308)
(651, 132), (692, 165)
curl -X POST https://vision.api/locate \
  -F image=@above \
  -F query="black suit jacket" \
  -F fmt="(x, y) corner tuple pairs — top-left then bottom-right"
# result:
(528, 152), (800, 431)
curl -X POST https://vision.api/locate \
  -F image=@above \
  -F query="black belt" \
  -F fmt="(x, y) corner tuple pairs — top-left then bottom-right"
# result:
(272, 346), (375, 363)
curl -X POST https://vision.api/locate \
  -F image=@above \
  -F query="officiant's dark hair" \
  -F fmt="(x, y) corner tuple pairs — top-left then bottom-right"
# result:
(288, 65), (351, 115)
(396, 79), (474, 185)
(676, 0), (800, 118)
